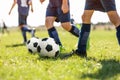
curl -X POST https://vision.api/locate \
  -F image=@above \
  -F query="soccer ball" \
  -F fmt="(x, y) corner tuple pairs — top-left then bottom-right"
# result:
(37, 37), (60, 58)
(26, 37), (41, 54)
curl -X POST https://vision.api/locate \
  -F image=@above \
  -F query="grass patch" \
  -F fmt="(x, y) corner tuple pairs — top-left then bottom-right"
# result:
(0, 27), (120, 80)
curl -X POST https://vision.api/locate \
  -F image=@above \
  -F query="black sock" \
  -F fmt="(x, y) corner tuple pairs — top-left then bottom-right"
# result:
(116, 25), (120, 45)
(48, 27), (62, 46)
(69, 25), (79, 37)
(21, 29), (27, 42)
(77, 23), (91, 53)
(22, 26), (32, 32)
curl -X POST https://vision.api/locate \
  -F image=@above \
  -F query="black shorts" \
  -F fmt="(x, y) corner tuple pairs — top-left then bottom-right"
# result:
(85, 0), (116, 12)
(18, 14), (27, 25)
(46, 0), (70, 23)
(46, 5), (70, 23)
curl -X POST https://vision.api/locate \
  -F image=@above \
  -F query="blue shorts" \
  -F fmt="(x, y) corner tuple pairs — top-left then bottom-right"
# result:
(85, 0), (116, 12)
(18, 14), (27, 25)
(46, 7), (70, 23)
(49, 0), (62, 7)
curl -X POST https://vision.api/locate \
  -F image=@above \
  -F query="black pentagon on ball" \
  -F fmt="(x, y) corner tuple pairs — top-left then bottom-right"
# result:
(42, 38), (48, 41)
(46, 44), (53, 52)
(28, 49), (33, 53)
(55, 51), (59, 57)
(33, 42), (38, 47)
(37, 46), (41, 53)
(27, 40), (30, 44)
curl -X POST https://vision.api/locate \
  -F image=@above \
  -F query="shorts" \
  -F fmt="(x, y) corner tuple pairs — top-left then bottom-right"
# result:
(85, 0), (116, 12)
(18, 14), (28, 25)
(46, 7), (70, 23)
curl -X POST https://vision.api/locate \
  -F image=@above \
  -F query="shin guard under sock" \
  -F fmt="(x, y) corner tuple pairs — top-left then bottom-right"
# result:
(69, 25), (80, 37)
(48, 27), (62, 46)
(77, 23), (91, 53)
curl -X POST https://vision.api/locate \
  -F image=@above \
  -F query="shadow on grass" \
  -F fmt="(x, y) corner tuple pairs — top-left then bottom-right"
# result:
(59, 52), (73, 59)
(59, 52), (97, 60)
(6, 43), (25, 47)
(36, 52), (73, 61)
(81, 59), (120, 79)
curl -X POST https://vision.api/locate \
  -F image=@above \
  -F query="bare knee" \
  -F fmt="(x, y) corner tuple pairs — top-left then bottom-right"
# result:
(61, 22), (72, 31)
(82, 14), (88, 22)
(82, 10), (94, 23)
(107, 11), (120, 27)
(45, 17), (56, 29)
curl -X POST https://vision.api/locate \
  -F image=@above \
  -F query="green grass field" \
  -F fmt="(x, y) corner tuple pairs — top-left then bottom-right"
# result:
(0, 27), (120, 80)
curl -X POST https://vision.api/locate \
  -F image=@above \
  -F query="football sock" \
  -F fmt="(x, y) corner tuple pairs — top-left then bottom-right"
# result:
(21, 28), (27, 42)
(48, 27), (62, 46)
(21, 26), (31, 42)
(69, 25), (79, 37)
(116, 25), (120, 45)
(77, 23), (91, 53)
(22, 25), (32, 32)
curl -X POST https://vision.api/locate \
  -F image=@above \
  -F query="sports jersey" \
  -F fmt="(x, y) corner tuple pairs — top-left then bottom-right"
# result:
(17, 0), (30, 15)
(85, 0), (116, 12)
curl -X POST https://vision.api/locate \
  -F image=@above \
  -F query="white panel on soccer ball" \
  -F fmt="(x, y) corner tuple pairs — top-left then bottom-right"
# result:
(37, 37), (60, 58)
(26, 37), (41, 54)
